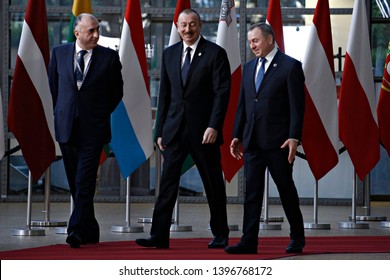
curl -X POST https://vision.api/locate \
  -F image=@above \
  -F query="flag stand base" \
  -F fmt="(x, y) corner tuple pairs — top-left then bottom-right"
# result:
(111, 225), (144, 233)
(338, 221), (369, 229)
(11, 228), (45, 236)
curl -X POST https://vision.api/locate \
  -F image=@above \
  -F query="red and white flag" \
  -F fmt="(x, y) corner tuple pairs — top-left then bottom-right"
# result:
(339, 0), (380, 180)
(216, 0), (243, 182)
(168, 0), (191, 46)
(301, 0), (338, 180)
(377, 41), (390, 157)
(7, 0), (55, 181)
(266, 0), (285, 52)
(0, 88), (4, 159)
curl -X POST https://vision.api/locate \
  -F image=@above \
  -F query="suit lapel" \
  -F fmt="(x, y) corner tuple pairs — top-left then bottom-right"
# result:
(184, 37), (205, 87)
(255, 50), (282, 97)
(68, 44), (77, 86)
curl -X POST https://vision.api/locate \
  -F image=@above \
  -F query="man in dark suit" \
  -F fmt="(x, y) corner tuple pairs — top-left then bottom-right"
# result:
(225, 23), (305, 254)
(48, 13), (123, 248)
(135, 9), (231, 249)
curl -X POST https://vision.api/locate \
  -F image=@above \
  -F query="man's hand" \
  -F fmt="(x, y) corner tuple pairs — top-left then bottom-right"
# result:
(157, 137), (166, 151)
(202, 127), (217, 144)
(280, 139), (298, 164)
(230, 138), (243, 160)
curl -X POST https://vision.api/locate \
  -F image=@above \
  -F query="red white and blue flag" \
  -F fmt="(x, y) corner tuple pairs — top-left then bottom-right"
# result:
(110, 0), (153, 178)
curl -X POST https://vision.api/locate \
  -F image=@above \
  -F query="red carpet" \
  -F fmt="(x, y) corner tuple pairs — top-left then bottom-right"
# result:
(1, 236), (389, 260)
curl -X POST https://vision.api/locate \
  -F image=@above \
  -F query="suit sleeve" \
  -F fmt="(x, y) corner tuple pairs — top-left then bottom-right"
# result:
(155, 50), (170, 140)
(48, 47), (59, 109)
(232, 70), (246, 141)
(108, 50), (124, 112)
(208, 47), (231, 131)
(287, 60), (305, 141)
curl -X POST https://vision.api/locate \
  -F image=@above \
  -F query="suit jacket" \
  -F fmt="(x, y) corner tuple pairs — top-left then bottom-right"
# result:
(155, 36), (231, 147)
(233, 50), (305, 149)
(49, 43), (123, 145)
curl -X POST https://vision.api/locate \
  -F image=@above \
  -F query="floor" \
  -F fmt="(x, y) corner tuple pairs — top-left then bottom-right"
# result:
(0, 201), (390, 259)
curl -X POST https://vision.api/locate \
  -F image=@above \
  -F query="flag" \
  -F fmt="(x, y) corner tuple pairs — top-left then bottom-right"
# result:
(377, 41), (390, 156)
(110, 0), (153, 178)
(168, 0), (191, 46)
(339, 0), (380, 180)
(0, 88), (4, 160)
(216, 0), (243, 182)
(7, 0), (55, 181)
(67, 0), (92, 43)
(266, 0), (285, 52)
(301, 0), (338, 180)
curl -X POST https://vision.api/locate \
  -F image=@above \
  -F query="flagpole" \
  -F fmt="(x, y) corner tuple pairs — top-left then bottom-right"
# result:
(304, 180), (330, 229)
(339, 171), (369, 229)
(55, 195), (73, 235)
(260, 168), (282, 230)
(352, 173), (386, 222)
(112, 177), (143, 233)
(138, 145), (160, 224)
(31, 167), (67, 227)
(11, 171), (45, 236)
(170, 194), (192, 232)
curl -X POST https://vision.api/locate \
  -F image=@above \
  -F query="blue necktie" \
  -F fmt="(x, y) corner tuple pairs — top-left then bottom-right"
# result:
(181, 47), (192, 83)
(75, 50), (87, 83)
(255, 57), (266, 91)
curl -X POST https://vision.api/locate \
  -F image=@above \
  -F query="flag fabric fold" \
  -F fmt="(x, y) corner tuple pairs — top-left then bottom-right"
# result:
(216, 0), (243, 182)
(7, 0), (55, 181)
(110, 0), (153, 178)
(301, 0), (339, 180)
(339, 0), (380, 180)
(168, 0), (191, 46)
(0, 88), (4, 160)
(377, 41), (390, 157)
(266, 0), (285, 52)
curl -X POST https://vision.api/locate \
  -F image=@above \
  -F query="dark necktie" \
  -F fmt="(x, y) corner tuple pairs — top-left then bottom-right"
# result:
(75, 50), (87, 83)
(181, 47), (192, 83)
(255, 57), (267, 91)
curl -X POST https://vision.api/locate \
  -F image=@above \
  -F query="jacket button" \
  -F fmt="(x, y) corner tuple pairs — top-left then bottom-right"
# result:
(254, 99), (258, 102)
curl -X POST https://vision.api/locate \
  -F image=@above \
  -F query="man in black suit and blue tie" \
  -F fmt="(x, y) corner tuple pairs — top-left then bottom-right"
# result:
(225, 23), (306, 254)
(48, 13), (123, 248)
(135, 9), (231, 249)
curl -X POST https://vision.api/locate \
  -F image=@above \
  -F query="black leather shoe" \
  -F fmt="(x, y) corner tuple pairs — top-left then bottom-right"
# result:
(225, 242), (257, 254)
(66, 232), (83, 248)
(135, 237), (169, 249)
(285, 238), (305, 253)
(208, 236), (228, 249)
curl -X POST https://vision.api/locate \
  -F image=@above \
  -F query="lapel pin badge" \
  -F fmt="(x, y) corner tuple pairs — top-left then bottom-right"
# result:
(198, 52), (202, 56)
(273, 63), (277, 67)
